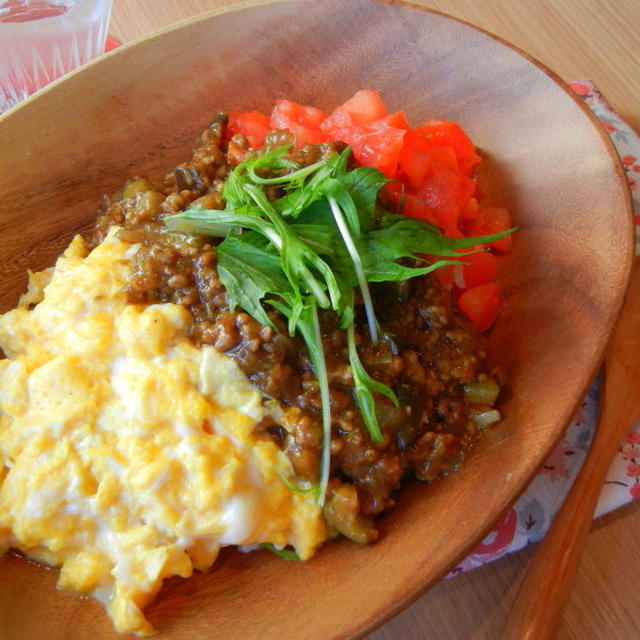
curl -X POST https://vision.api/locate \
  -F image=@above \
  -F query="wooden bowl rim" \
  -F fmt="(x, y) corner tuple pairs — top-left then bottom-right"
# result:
(0, 2), (635, 638)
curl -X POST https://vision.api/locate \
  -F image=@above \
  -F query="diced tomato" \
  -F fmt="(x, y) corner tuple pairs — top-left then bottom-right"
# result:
(313, 91), (509, 332)
(460, 196), (480, 222)
(415, 120), (481, 176)
(395, 129), (476, 235)
(228, 110), (271, 148)
(319, 90), (398, 163)
(452, 251), (498, 289)
(272, 100), (326, 129)
(464, 206), (513, 253)
(411, 164), (475, 237)
(224, 90), (514, 333)
(382, 180), (402, 205)
(321, 89), (388, 131)
(318, 127), (352, 149)
(458, 282), (503, 332)
(368, 110), (410, 131)
(270, 100), (328, 147)
(320, 113), (356, 138)
(436, 248), (497, 292)
(427, 144), (459, 171)
(382, 182), (440, 226)
(344, 90), (388, 123)
(397, 130), (434, 190)
(349, 127), (406, 178)
(397, 192), (439, 226)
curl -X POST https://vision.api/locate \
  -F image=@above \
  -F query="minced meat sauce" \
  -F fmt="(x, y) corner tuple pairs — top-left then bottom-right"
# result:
(91, 115), (503, 543)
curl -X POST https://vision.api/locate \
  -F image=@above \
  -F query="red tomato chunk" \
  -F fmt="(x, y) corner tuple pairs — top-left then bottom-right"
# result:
(458, 282), (504, 332)
(228, 110), (271, 148)
(464, 206), (513, 254)
(226, 90), (513, 332)
(270, 100), (328, 147)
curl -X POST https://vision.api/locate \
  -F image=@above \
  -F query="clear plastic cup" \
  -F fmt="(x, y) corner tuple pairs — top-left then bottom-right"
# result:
(0, 0), (113, 113)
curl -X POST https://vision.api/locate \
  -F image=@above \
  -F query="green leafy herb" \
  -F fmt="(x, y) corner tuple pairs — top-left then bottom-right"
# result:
(261, 543), (300, 561)
(165, 145), (513, 504)
(347, 323), (399, 443)
(327, 194), (378, 341)
(274, 468), (317, 495)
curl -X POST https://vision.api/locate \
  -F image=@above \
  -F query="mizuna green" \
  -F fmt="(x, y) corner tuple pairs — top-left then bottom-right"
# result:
(165, 145), (511, 504)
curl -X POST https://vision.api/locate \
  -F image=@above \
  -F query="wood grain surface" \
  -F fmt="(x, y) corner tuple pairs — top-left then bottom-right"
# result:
(500, 257), (640, 640)
(0, 1), (638, 639)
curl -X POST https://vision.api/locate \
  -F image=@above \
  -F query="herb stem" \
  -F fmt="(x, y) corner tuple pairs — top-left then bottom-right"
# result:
(263, 227), (282, 249)
(299, 261), (331, 308)
(347, 322), (399, 442)
(243, 182), (332, 308)
(328, 196), (379, 344)
(248, 158), (326, 185)
(295, 299), (331, 505)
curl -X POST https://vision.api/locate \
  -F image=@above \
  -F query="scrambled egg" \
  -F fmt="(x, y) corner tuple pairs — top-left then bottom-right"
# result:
(0, 230), (326, 635)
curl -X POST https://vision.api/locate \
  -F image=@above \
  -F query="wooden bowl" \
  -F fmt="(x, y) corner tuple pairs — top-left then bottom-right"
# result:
(0, 1), (633, 638)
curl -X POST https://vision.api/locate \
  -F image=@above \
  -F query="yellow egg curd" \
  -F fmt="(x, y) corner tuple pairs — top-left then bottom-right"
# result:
(0, 230), (326, 635)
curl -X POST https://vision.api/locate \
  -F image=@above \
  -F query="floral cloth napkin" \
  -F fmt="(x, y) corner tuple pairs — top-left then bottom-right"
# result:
(452, 80), (640, 573)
